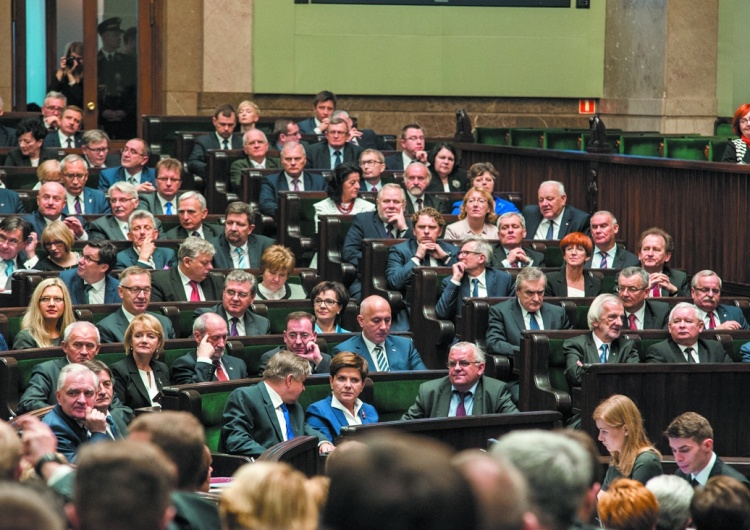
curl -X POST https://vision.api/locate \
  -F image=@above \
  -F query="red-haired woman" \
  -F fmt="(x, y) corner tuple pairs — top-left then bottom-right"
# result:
(722, 103), (750, 163)
(545, 232), (602, 297)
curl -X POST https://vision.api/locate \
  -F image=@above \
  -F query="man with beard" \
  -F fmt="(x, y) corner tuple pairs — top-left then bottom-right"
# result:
(402, 162), (448, 215)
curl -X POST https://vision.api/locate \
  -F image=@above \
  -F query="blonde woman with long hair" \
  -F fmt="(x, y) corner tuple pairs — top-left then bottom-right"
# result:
(13, 278), (76, 349)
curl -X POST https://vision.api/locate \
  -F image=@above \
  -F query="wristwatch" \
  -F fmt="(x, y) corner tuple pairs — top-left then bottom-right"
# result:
(34, 452), (67, 477)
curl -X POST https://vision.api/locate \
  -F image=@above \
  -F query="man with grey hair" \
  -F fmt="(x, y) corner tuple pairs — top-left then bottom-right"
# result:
(60, 154), (110, 215)
(645, 475), (694, 530)
(402, 341), (517, 419)
(41, 363), (109, 463)
(219, 350), (333, 457)
(81, 129), (118, 169)
(644, 302), (731, 363)
(492, 211), (546, 268)
(150, 236), (223, 302)
(210, 201), (274, 270)
(115, 210), (176, 269)
(40, 91), (67, 131)
(163, 190), (222, 239)
(436, 236), (513, 320)
(332, 110), (384, 150)
(259, 141), (326, 217)
(403, 162), (448, 214)
(229, 129), (280, 192)
(98, 137), (156, 193)
(491, 429), (597, 530)
(194, 269), (271, 337)
(25, 181), (88, 241)
(522, 180), (591, 240)
(18, 321), (102, 414)
(690, 269), (750, 330)
(89, 181), (162, 241)
(563, 294), (639, 387)
(617, 266), (670, 330)
(586, 210), (639, 269)
(305, 116), (363, 170)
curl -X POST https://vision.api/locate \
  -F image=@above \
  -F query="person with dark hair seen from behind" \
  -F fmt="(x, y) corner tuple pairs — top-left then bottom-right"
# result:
(690, 475), (750, 530)
(452, 162), (519, 216)
(5, 117), (57, 167)
(305, 351), (378, 443)
(545, 232), (603, 297)
(0, 484), (65, 530)
(722, 103), (750, 163)
(426, 142), (467, 192)
(598, 478), (659, 530)
(310, 281), (350, 333)
(187, 103), (242, 178)
(297, 90), (337, 135)
(313, 162), (375, 232)
(593, 394), (663, 495)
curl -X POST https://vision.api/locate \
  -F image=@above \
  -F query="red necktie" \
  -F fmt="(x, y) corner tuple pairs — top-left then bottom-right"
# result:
(708, 312), (716, 330)
(651, 284), (660, 297)
(628, 314), (637, 330)
(213, 360), (228, 381)
(189, 281), (200, 302)
(456, 392), (467, 417)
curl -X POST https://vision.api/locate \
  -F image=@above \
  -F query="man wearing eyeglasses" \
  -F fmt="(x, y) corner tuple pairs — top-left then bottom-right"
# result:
(358, 149), (394, 192)
(81, 129), (119, 169)
(89, 181), (162, 241)
(385, 124), (429, 170)
(402, 342), (517, 419)
(98, 138), (156, 193)
(304, 117), (363, 170)
(40, 91), (67, 132)
(115, 210), (176, 270)
(257, 311), (331, 376)
(60, 241), (121, 305)
(435, 236), (513, 320)
(194, 269), (271, 338)
(690, 270), (749, 330)
(138, 157), (184, 215)
(617, 267), (670, 330)
(563, 294), (639, 387)
(59, 154), (110, 215)
(0, 216), (38, 290)
(95, 266), (175, 344)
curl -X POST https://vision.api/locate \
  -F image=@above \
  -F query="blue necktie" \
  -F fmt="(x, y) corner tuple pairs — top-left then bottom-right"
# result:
(599, 344), (608, 364)
(165, 201), (172, 215)
(545, 221), (555, 239)
(528, 312), (540, 330)
(4, 259), (14, 277)
(333, 150), (342, 168)
(106, 415), (118, 439)
(235, 248), (246, 268)
(471, 278), (479, 297)
(280, 403), (295, 440)
(599, 252), (608, 268)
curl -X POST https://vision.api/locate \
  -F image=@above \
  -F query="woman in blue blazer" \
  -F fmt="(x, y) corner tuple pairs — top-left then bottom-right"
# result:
(305, 352), (378, 443)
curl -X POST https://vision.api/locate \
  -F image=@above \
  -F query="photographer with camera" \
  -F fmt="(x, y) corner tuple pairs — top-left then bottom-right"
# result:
(48, 41), (84, 108)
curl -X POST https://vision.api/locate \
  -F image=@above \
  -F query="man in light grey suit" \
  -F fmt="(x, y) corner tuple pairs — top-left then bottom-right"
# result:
(89, 181), (162, 241)
(194, 269), (271, 337)
(402, 342), (517, 420)
(163, 191), (222, 240)
(210, 201), (274, 270)
(138, 157), (183, 215)
(60, 241), (121, 305)
(96, 266), (176, 343)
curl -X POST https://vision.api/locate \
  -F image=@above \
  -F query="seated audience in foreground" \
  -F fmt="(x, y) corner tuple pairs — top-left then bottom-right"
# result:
(598, 478), (659, 530)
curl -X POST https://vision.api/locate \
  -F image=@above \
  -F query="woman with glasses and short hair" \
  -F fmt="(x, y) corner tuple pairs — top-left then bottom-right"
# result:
(722, 103), (750, 163)
(36, 220), (79, 271)
(310, 281), (350, 334)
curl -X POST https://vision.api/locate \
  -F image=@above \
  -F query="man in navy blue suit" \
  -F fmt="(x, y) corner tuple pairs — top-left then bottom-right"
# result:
(332, 295), (427, 371)
(691, 270), (750, 330)
(187, 103), (242, 178)
(60, 241), (121, 305)
(304, 117), (363, 170)
(60, 154), (111, 215)
(98, 138), (156, 193)
(435, 236), (513, 320)
(522, 180), (591, 240)
(258, 142), (326, 217)
(42, 105), (83, 148)
(385, 124), (429, 170)
(0, 188), (25, 214)
(297, 90), (336, 135)
(24, 181), (87, 241)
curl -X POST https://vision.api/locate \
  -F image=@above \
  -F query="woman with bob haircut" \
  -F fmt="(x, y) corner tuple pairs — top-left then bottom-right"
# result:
(445, 187), (499, 240)
(309, 281), (350, 334)
(722, 103), (750, 164)
(255, 244), (305, 301)
(545, 231), (602, 297)
(593, 394), (662, 495)
(598, 478), (659, 530)
(36, 220), (78, 271)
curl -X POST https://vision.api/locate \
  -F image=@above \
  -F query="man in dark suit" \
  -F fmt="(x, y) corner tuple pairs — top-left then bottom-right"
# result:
(83, 359), (132, 438)
(257, 311), (331, 376)
(60, 241), (121, 305)
(385, 124), (428, 170)
(89, 181), (158, 241)
(304, 117), (363, 170)
(229, 129), (281, 193)
(98, 138), (156, 192)
(97, 17), (138, 139)
(41, 105), (83, 148)
(187, 103), (242, 179)
(171, 312), (248, 385)
(4, 117), (57, 167)
(563, 294), (640, 386)
(258, 142), (326, 217)
(194, 269), (271, 337)
(219, 350), (334, 457)
(96, 266), (175, 343)
(0, 216), (39, 289)
(60, 154), (110, 215)
(42, 364), (111, 463)
(24, 181), (87, 241)
(665, 411), (750, 488)
(522, 180), (591, 240)
(81, 129), (120, 169)
(637, 227), (689, 297)
(150, 237), (223, 302)
(210, 201), (274, 270)
(691, 270), (750, 330)
(342, 183), (413, 299)
(358, 149), (394, 193)
(297, 90), (337, 135)
(402, 342), (517, 419)
(585, 210), (639, 269)
(0, 188), (25, 214)
(115, 211), (176, 270)
(486, 267), (573, 357)
(644, 303), (731, 363)
(617, 267), (670, 330)
(332, 110), (386, 151)
(272, 118), (306, 151)
(17, 321), (103, 414)
(138, 157), (183, 215)
(332, 295), (427, 371)
(491, 212), (546, 268)
(436, 236), (513, 320)
(402, 162), (448, 215)
(162, 191), (222, 239)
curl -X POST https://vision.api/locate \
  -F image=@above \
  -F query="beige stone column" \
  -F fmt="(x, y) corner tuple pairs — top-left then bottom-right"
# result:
(600, 0), (718, 135)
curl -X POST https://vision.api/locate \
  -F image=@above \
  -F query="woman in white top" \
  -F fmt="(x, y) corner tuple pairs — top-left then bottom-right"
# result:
(444, 187), (499, 240)
(256, 244), (306, 300)
(313, 162), (375, 232)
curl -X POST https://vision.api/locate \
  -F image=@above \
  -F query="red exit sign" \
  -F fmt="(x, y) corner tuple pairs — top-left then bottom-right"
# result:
(579, 99), (596, 114)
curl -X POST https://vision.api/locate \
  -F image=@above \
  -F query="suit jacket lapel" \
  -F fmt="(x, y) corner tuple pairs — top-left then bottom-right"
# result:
(435, 381), (453, 417)
(584, 334), (599, 364)
(471, 378), (484, 415)
(371, 213), (387, 238)
(668, 339), (686, 362)
(169, 268), (187, 301)
(259, 383), (283, 441)
(511, 302), (526, 333)
(127, 356), (151, 405)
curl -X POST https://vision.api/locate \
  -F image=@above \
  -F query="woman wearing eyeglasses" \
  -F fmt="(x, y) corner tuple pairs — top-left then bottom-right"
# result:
(305, 352), (378, 443)
(12, 278), (75, 350)
(309, 281), (350, 334)
(36, 220), (79, 271)
(111, 314), (170, 410)
(445, 187), (499, 241)
(722, 103), (750, 163)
